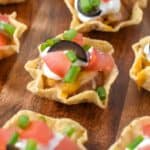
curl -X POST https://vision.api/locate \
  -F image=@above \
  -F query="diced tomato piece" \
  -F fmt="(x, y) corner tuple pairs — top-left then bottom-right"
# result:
(55, 137), (79, 150)
(0, 33), (9, 46)
(43, 51), (71, 78)
(0, 14), (9, 23)
(143, 124), (150, 137)
(72, 33), (84, 46)
(139, 145), (150, 150)
(20, 121), (54, 145)
(85, 49), (114, 72)
(0, 128), (12, 150)
(103, 0), (110, 3)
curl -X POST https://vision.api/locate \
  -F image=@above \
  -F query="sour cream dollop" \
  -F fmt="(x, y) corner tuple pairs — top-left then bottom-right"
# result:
(143, 43), (150, 62)
(15, 133), (65, 150)
(135, 138), (150, 150)
(40, 48), (89, 81)
(75, 0), (121, 22)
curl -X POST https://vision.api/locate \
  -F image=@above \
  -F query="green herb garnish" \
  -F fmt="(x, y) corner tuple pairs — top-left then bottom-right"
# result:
(8, 132), (19, 145)
(66, 50), (78, 62)
(63, 29), (77, 41)
(40, 38), (60, 51)
(64, 65), (81, 83)
(0, 22), (16, 36)
(126, 136), (144, 150)
(63, 127), (75, 137)
(96, 87), (106, 101)
(18, 115), (30, 129)
(25, 139), (37, 150)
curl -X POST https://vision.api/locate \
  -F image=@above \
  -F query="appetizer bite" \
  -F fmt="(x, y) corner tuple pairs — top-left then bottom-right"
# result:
(0, 12), (27, 59)
(25, 29), (118, 109)
(64, 0), (147, 32)
(130, 36), (150, 91)
(0, 0), (25, 5)
(1, 110), (87, 150)
(109, 116), (150, 150)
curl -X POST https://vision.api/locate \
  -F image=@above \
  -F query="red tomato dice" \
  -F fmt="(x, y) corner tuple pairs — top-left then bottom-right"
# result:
(0, 128), (12, 150)
(103, 0), (110, 3)
(0, 33), (9, 46)
(143, 124), (150, 137)
(43, 51), (71, 78)
(86, 49), (114, 72)
(72, 33), (84, 46)
(21, 121), (54, 145)
(0, 14), (9, 23)
(55, 136), (79, 150)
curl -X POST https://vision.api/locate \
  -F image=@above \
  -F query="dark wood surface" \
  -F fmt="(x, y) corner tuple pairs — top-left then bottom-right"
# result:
(0, 1), (150, 149)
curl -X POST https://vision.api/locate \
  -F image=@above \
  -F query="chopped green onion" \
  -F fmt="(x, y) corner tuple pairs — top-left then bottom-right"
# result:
(83, 45), (91, 51)
(126, 136), (144, 150)
(25, 139), (37, 150)
(79, 0), (92, 13)
(66, 50), (77, 62)
(18, 115), (30, 129)
(40, 38), (60, 52)
(0, 22), (16, 36)
(63, 127), (75, 137)
(63, 29), (77, 41)
(8, 132), (19, 145)
(79, 0), (100, 13)
(90, 0), (100, 8)
(64, 65), (81, 83)
(96, 87), (106, 101)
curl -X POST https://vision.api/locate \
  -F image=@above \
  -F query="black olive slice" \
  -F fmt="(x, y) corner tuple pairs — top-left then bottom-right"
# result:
(48, 40), (87, 62)
(7, 145), (20, 150)
(77, 0), (101, 17)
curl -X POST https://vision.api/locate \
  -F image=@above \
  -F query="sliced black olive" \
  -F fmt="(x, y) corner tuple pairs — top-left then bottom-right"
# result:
(77, 0), (101, 17)
(48, 40), (87, 62)
(7, 145), (20, 150)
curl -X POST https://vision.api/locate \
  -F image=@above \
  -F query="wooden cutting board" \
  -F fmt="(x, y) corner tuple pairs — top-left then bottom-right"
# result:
(0, 1), (150, 149)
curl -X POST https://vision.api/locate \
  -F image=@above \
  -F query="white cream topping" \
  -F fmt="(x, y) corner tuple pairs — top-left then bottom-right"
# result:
(143, 43), (150, 61)
(15, 140), (27, 149)
(100, 0), (121, 16)
(46, 132), (64, 150)
(125, 137), (150, 150)
(41, 48), (89, 80)
(15, 133), (64, 150)
(75, 0), (121, 22)
(42, 63), (62, 80)
(40, 46), (50, 57)
(135, 138), (150, 150)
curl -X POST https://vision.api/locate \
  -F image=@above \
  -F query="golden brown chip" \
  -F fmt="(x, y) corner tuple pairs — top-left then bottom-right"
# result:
(0, 12), (27, 59)
(25, 34), (119, 109)
(0, 0), (25, 5)
(109, 116), (150, 150)
(130, 36), (150, 91)
(3, 110), (88, 150)
(64, 0), (147, 32)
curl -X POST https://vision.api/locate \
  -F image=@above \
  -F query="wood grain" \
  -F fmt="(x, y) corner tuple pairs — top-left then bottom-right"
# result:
(0, 1), (150, 149)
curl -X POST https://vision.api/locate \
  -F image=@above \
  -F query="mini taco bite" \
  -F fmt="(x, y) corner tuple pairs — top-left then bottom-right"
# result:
(25, 29), (118, 109)
(0, 0), (25, 5)
(1, 110), (87, 150)
(130, 36), (150, 91)
(109, 116), (150, 150)
(0, 12), (27, 59)
(64, 0), (147, 32)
